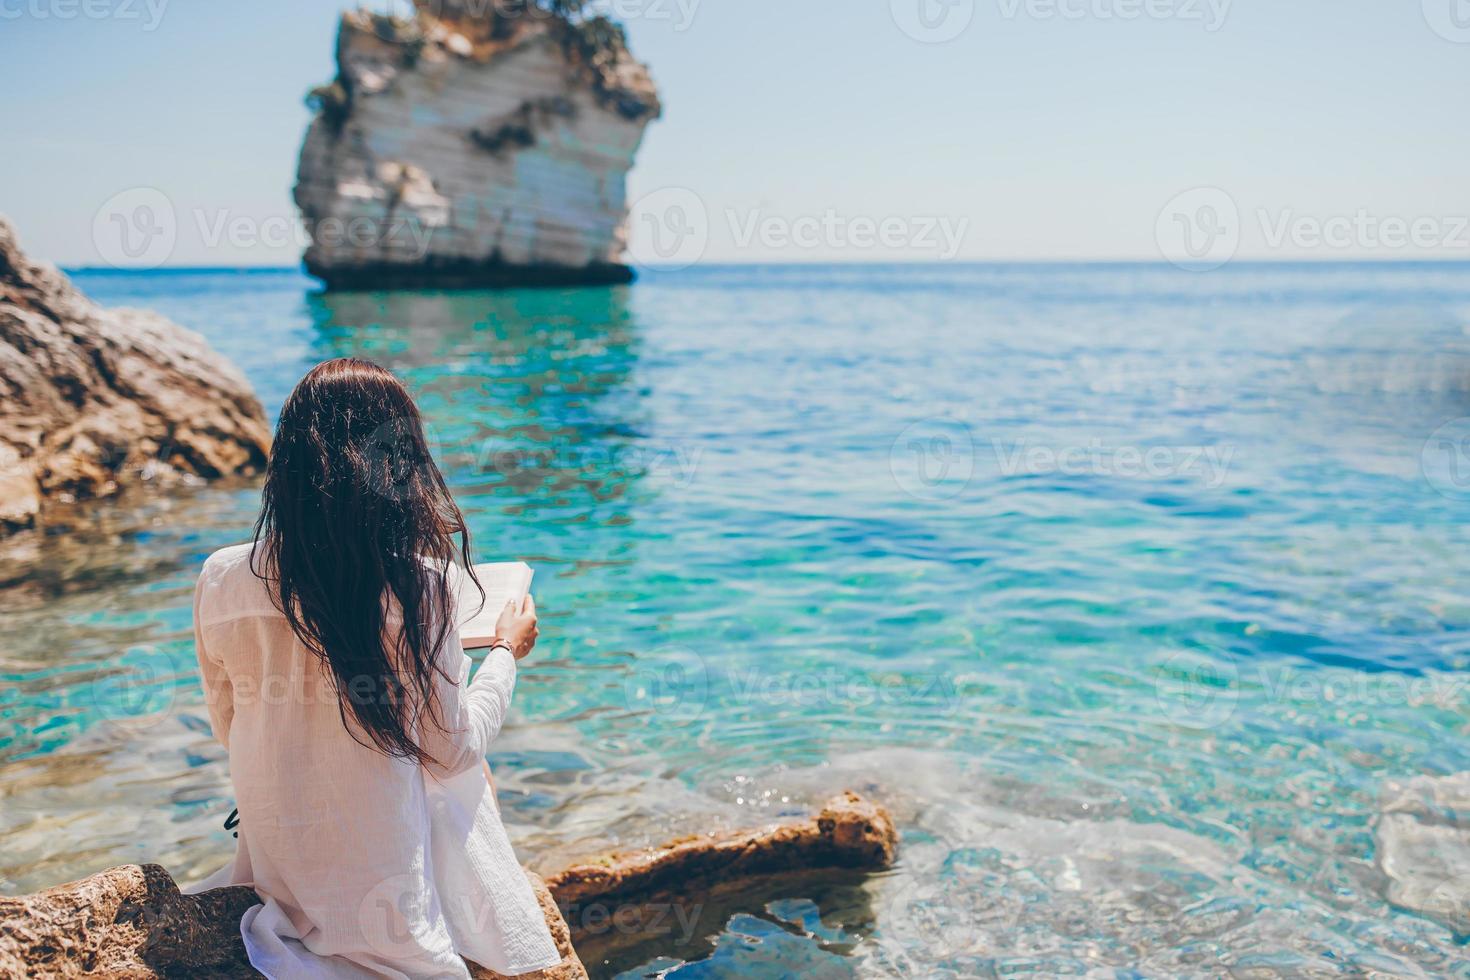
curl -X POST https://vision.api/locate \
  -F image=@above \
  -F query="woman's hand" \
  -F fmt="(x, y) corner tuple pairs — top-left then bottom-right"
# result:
(494, 595), (538, 660)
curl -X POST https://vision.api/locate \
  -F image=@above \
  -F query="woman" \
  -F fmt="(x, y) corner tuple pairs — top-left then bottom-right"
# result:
(189, 358), (562, 978)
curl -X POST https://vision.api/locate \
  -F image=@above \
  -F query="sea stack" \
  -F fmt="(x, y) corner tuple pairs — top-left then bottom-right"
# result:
(293, 1), (661, 291)
(0, 216), (270, 537)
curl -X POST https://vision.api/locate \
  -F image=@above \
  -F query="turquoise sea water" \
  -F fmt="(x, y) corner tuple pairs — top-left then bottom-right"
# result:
(3, 263), (1470, 976)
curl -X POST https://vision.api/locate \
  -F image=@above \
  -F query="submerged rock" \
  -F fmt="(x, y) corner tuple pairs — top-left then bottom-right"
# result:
(1376, 772), (1470, 936)
(547, 791), (898, 910)
(294, 1), (661, 291)
(0, 794), (895, 978)
(0, 216), (271, 537)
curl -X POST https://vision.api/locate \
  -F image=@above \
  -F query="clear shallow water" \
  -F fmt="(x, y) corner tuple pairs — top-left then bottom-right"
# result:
(3, 263), (1470, 976)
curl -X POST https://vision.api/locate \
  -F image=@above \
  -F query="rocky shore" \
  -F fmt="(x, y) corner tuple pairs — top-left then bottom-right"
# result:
(0, 216), (270, 537)
(0, 793), (896, 978)
(294, 1), (661, 291)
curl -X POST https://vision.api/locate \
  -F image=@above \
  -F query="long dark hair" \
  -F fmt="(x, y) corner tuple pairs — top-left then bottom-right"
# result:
(250, 358), (482, 765)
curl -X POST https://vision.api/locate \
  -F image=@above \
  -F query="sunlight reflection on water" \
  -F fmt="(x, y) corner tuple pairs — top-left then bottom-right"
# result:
(3, 264), (1470, 976)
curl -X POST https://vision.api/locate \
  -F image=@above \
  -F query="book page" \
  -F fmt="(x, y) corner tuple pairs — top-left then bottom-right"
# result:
(457, 562), (534, 649)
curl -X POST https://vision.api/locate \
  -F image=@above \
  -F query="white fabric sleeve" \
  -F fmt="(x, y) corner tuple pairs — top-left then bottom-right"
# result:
(192, 574), (235, 750)
(420, 628), (518, 779)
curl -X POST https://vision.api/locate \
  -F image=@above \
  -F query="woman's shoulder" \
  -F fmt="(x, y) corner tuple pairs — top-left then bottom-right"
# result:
(195, 543), (273, 620)
(201, 542), (256, 578)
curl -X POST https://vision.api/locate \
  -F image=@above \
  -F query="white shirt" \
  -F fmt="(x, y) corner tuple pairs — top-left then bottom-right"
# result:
(186, 543), (561, 979)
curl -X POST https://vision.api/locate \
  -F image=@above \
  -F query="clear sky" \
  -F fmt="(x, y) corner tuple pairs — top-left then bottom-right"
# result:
(2, 0), (1468, 267)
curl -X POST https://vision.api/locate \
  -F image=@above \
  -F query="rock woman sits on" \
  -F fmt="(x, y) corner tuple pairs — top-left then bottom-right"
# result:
(188, 358), (560, 978)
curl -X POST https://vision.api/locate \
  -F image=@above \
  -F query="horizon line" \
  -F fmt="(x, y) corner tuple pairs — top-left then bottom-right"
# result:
(62, 257), (1470, 274)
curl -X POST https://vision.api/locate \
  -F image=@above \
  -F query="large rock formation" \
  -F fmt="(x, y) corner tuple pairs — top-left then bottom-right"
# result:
(0, 794), (896, 978)
(294, 1), (661, 291)
(0, 217), (271, 537)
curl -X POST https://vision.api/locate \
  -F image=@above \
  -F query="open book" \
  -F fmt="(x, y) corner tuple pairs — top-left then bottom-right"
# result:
(456, 562), (534, 650)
